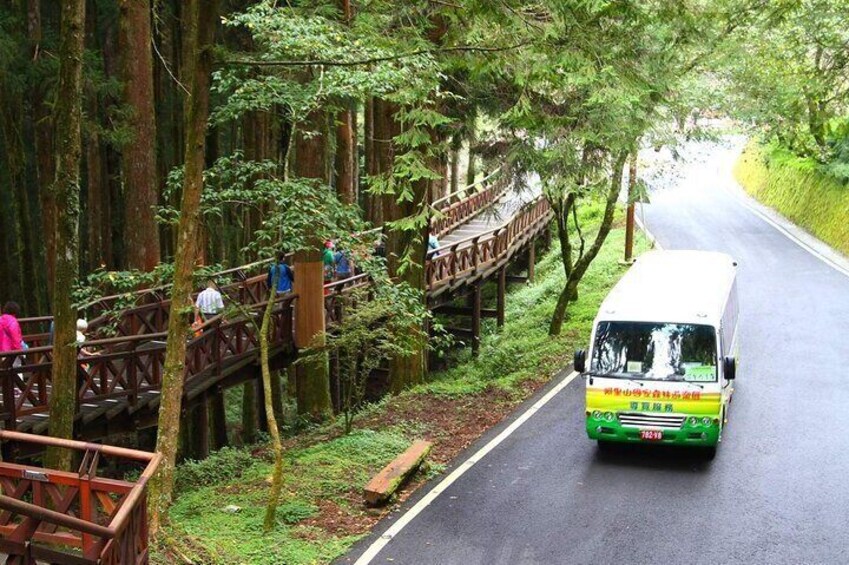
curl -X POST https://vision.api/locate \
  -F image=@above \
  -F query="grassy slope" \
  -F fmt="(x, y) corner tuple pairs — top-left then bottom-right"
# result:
(734, 142), (849, 256)
(154, 212), (650, 565)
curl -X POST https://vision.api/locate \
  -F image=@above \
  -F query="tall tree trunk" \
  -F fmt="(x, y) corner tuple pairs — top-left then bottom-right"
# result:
(259, 279), (284, 532)
(376, 100), (431, 393)
(0, 88), (40, 315)
(119, 0), (160, 271)
(364, 97), (382, 225)
(549, 152), (628, 336)
(332, 0), (356, 206)
(292, 109), (333, 421)
(44, 0), (86, 471)
(335, 104), (356, 204)
(148, 0), (219, 535)
(153, 0), (183, 261)
(85, 108), (105, 270)
(449, 133), (461, 194)
(29, 0), (56, 302)
(465, 115), (477, 186)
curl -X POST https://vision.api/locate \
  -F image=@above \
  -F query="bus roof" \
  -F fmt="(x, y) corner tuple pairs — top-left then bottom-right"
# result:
(596, 250), (737, 327)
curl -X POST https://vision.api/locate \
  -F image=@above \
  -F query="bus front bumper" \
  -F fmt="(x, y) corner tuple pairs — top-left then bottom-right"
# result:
(586, 418), (720, 447)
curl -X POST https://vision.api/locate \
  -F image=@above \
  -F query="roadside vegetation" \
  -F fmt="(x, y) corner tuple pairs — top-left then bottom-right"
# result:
(152, 212), (650, 565)
(734, 142), (849, 256)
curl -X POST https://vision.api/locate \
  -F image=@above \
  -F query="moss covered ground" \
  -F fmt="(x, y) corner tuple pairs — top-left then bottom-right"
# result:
(734, 142), (849, 256)
(152, 210), (650, 565)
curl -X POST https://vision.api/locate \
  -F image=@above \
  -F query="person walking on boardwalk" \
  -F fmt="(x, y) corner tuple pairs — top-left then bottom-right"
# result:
(195, 280), (225, 322)
(323, 240), (336, 283)
(0, 301), (23, 353)
(334, 248), (353, 281)
(267, 254), (295, 294)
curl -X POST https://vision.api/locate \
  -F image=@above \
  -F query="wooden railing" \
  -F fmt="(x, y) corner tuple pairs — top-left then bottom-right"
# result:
(431, 169), (500, 210)
(426, 196), (552, 290)
(0, 294), (296, 431)
(18, 171), (508, 344)
(0, 431), (160, 564)
(431, 171), (508, 238)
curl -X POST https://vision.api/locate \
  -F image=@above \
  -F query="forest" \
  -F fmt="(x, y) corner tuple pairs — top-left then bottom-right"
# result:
(0, 0), (847, 558)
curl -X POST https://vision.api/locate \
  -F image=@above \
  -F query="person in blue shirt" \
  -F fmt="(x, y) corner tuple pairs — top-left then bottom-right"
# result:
(334, 249), (352, 280)
(267, 254), (295, 293)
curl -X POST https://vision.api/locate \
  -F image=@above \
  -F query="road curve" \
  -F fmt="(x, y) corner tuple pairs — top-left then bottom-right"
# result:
(343, 140), (849, 565)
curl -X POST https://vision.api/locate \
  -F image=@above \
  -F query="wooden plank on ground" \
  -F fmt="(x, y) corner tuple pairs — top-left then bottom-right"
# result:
(364, 440), (432, 506)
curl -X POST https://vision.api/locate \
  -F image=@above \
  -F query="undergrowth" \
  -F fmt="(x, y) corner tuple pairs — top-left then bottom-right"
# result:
(154, 210), (650, 565)
(735, 141), (849, 256)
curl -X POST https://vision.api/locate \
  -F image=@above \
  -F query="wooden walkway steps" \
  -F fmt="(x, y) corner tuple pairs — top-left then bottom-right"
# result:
(364, 440), (432, 506)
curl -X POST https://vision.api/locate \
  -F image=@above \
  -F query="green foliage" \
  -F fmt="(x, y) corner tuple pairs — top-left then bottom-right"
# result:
(300, 278), (437, 433)
(276, 501), (319, 525)
(157, 210), (649, 564)
(175, 447), (260, 494)
(735, 141), (849, 256)
(159, 429), (411, 565)
(424, 208), (651, 397)
(717, 0), (849, 162)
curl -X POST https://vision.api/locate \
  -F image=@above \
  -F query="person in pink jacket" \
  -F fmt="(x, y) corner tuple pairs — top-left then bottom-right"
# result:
(0, 301), (23, 353)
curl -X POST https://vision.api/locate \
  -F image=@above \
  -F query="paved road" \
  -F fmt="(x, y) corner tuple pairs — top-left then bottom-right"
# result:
(345, 141), (849, 564)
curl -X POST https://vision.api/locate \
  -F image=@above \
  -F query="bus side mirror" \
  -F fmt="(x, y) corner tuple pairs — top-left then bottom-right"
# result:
(723, 356), (736, 380)
(574, 350), (587, 373)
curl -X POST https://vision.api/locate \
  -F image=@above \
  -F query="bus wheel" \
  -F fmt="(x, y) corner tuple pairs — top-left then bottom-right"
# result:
(702, 446), (717, 460)
(597, 440), (613, 453)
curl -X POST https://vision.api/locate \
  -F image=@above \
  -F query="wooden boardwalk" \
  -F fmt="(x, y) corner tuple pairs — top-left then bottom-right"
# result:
(0, 172), (552, 445)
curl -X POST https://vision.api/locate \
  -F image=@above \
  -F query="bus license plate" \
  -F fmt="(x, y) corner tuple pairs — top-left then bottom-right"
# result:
(640, 430), (663, 441)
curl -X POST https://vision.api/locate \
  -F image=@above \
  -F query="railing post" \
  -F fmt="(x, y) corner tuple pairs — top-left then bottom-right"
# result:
(497, 267), (507, 328)
(128, 340), (138, 407)
(1, 359), (17, 431)
(214, 318), (223, 379)
(471, 281), (482, 356)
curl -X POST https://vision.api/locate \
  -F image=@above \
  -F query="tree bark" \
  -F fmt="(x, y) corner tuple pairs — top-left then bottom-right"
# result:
(83, 6), (105, 272)
(259, 278), (284, 532)
(364, 97), (382, 225)
(119, 0), (160, 271)
(28, 0), (56, 301)
(148, 0), (219, 535)
(335, 105), (356, 204)
(449, 133), (461, 194)
(465, 116), (477, 186)
(549, 151), (628, 336)
(292, 109), (333, 420)
(44, 0), (86, 471)
(331, 0), (356, 206)
(376, 100), (431, 393)
(624, 151), (637, 262)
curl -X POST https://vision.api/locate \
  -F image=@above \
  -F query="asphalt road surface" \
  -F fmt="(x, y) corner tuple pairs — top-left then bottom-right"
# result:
(344, 140), (849, 565)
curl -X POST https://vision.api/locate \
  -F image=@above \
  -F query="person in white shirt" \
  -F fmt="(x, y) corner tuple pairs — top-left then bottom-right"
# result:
(195, 280), (224, 322)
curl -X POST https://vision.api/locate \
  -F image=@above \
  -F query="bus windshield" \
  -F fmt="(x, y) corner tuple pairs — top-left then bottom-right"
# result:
(590, 322), (717, 382)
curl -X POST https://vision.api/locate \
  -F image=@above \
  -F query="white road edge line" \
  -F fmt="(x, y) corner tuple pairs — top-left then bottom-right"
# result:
(721, 182), (849, 280)
(354, 370), (581, 565)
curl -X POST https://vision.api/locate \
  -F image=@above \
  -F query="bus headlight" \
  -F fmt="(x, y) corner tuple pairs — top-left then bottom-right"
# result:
(591, 410), (602, 420)
(702, 417), (712, 426)
(688, 416), (698, 426)
(604, 412), (615, 422)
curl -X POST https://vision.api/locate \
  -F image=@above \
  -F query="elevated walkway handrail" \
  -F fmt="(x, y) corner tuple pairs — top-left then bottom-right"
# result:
(426, 196), (552, 290)
(0, 430), (160, 564)
(431, 170), (509, 239)
(0, 293), (297, 429)
(19, 174), (505, 340)
(432, 168), (501, 209)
